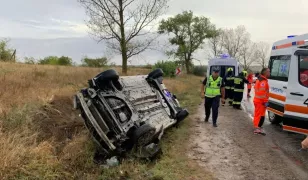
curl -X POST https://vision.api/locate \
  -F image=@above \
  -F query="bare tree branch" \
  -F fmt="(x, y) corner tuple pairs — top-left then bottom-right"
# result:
(255, 41), (270, 68)
(79, 0), (169, 74)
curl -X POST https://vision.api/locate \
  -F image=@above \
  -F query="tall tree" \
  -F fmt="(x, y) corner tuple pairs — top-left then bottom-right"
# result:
(207, 29), (224, 59)
(158, 10), (217, 74)
(79, 0), (168, 74)
(220, 25), (250, 59)
(239, 40), (257, 70)
(255, 42), (270, 68)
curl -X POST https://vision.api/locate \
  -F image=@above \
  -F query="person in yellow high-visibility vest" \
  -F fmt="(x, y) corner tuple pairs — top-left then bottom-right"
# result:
(201, 67), (225, 127)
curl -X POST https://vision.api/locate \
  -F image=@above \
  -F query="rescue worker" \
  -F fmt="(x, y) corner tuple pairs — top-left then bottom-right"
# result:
(223, 68), (235, 106)
(233, 72), (249, 109)
(253, 68), (270, 135)
(247, 72), (253, 98)
(201, 67), (225, 127)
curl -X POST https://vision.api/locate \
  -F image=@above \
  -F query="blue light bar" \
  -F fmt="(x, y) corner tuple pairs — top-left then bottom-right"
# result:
(221, 53), (229, 59)
(287, 35), (296, 38)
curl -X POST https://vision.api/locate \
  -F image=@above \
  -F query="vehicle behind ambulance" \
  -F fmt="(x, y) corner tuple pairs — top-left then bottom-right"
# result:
(267, 34), (308, 135)
(207, 54), (242, 78)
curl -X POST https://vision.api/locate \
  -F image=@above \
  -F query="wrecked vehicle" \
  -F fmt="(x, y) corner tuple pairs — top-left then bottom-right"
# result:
(73, 68), (189, 159)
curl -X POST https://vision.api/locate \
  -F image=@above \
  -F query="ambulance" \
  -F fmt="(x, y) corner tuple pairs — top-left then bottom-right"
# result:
(267, 34), (308, 135)
(207, 54), (242, 78)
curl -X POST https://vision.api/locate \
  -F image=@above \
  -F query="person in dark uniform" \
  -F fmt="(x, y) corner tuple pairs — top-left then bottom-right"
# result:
(201, 67), (225, 127)
(223, 68), (235, 106)
(233, 72), (249, 109)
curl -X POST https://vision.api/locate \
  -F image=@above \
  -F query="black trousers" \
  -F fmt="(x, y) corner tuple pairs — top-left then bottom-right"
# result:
(204, 96), (220, 124)
(233, 90), (243, 109)
(225, 88), (234, 105)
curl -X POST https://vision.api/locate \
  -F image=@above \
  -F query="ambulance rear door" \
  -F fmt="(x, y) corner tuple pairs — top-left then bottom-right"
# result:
(267, 55), (290, 117)
(282, 49), (308, 134)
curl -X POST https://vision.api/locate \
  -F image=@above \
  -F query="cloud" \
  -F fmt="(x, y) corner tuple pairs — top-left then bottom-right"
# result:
(6, 17), (88, 39)
(2, 0), (308, 65)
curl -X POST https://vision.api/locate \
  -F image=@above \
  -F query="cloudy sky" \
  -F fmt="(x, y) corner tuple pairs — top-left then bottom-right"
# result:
(0, 0), (307, 65)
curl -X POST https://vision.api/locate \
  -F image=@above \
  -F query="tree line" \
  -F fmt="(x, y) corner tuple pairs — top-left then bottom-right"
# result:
(24, 55), (110, 67)
(78, 0), (270, 74)
(1, 0), (271, 73)
(0, 39), (110, 67)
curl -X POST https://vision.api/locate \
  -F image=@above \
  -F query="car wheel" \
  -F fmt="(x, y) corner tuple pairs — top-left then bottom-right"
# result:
(95, 69), (119, 82)
(95, 69), (123, 90)
(268, 111), (283, 124)
(112, 80), (123, 91)
(148, 68), (164, 79)
(176, 109), (189, 123)
(133, 124), (157, 147)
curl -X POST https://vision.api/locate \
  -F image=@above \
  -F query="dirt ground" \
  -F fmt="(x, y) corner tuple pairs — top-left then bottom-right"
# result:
(188, 103), (308, 180)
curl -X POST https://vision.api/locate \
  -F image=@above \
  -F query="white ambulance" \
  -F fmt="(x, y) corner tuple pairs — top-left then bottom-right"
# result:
(267, 34), (308, 135)
(207, 54), (242, 78)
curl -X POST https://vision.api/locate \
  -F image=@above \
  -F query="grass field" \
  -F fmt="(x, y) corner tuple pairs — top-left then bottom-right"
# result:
(0, 62), (212, 180)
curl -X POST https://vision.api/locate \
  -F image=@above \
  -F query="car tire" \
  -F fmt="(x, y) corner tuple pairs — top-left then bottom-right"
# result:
(95, 69), (119, 82)
(95, 69), (123, 90)
(268, 111), (283, 124)
(148, 68), (164, 79)
(133, 124), (157, 147)
(176, 109), (189, 123)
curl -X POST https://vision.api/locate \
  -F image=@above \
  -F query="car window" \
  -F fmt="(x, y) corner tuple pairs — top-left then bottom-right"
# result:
(269, 55), (291, 82)
(299, 56), (308, 88)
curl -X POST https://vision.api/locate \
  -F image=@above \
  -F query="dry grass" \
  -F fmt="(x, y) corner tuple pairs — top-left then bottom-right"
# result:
(0, 62), (212, 180)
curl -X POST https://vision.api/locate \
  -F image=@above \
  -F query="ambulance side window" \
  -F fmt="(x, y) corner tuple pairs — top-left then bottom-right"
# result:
(299, 56), (308, 88)
(269, 55), (291, 82)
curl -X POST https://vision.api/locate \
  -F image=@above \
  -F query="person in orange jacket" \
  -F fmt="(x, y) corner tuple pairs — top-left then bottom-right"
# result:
(253, 68), (270, 135)
(247, 73), (253, 98)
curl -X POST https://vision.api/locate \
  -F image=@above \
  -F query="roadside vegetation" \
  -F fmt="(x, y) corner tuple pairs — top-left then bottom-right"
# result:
(0, 62), (212, 180)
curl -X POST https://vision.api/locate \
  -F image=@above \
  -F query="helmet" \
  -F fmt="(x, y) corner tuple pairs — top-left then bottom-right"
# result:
(227, 67), (233, 72)
(242, 70), (248, 76)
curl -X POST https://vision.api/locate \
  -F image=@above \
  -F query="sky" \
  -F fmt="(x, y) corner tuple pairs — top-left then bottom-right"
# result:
(1, 0), (308, 65)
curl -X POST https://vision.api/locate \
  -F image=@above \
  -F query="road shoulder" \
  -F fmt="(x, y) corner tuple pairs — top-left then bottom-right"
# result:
(188, 104), (307, 180)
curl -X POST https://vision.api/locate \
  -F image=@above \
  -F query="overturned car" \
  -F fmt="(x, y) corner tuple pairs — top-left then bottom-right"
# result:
(73, 68), (189, 159)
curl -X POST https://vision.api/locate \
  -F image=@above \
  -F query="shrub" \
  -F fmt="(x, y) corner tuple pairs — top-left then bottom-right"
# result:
(153, 60), (178, 77)
(0, 39), (15, 62)
(58, 56), (73, 65)
(38, 56), (72, 66)
(81, 56), (108, 67)
(192, 65), (207, 76)
(24, 57), (36, 64)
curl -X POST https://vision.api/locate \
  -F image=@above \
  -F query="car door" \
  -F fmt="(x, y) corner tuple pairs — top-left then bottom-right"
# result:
(267, 55), (291, 117)
(283, 50), (308, 134)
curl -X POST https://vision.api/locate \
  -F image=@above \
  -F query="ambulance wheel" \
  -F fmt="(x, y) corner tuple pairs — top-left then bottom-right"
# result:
(268, 111), (283, 124)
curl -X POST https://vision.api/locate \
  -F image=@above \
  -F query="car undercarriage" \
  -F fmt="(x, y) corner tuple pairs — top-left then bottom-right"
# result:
(73, 68), (189, 160)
